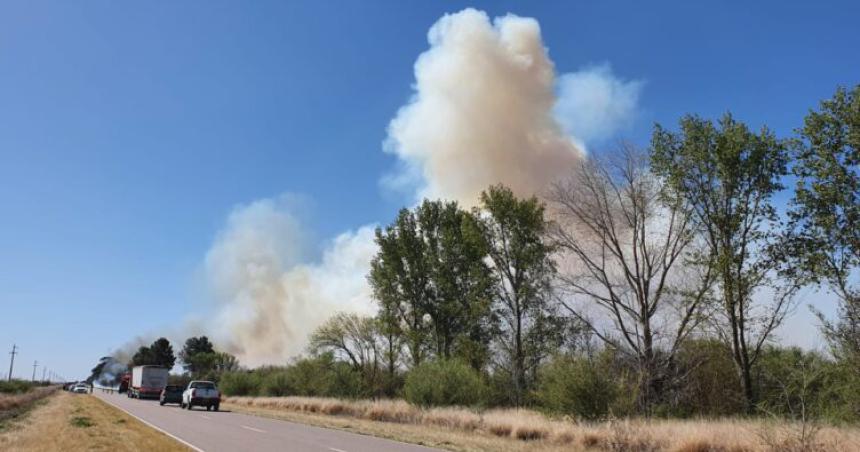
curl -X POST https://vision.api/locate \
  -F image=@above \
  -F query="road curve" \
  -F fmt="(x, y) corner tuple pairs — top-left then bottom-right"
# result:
(93, 391), (441, 452)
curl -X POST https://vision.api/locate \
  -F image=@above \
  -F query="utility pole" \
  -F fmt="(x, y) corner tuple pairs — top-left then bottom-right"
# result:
(32, 361), (38, 382)
(7, 344), (17, 381)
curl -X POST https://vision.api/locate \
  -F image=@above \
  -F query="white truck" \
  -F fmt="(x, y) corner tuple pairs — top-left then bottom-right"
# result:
(181, 380), (221, 411)
(128, 365), (169, 399)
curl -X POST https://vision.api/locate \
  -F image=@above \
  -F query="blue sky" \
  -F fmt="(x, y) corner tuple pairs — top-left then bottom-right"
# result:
(1, 1), (857, 380)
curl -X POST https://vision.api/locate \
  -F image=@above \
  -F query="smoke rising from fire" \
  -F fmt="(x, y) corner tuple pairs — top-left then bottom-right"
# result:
(201, 9), (642, 366)
(204, 196), (376, 367)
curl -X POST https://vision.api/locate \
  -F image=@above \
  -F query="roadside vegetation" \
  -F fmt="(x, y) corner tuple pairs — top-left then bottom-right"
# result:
(0, 391), (188, 451)
(0, 380), (58, 429)
(99, 85), (860, 450)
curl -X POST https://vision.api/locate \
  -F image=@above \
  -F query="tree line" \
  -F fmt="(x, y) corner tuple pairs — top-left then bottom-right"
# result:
(99, 85), (859, 422)
(88, 335), (239, 386)
(294, 84), (859, 420)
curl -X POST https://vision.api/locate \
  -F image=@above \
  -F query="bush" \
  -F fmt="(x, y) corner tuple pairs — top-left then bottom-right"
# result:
(220, 371), (261, 396)
(0, 379), (33, 394)
(403, 359), (487, 407)
(534, 354), (618, 420)
(673, 339), (745, 417)
(260, 369), (294, 396)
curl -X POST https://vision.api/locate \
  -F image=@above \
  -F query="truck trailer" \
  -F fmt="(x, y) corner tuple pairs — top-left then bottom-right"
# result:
(128, 365), (168, 399)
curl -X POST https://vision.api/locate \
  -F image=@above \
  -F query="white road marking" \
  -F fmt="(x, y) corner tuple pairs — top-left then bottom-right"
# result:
(329, 448), (348, 452)
(241, 425), (266, 433)
(200, 415), (211, 419)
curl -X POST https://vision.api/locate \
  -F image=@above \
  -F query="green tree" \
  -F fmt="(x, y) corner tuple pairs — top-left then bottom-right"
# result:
(651, 114), (796, 412)
(149, 337), (176, 368)
(788, 85), (860, 367)
(370, 206), (433, 367)
(131, 337), (176, 368)
(369, 200), (494, 369)
(418, 200), (495, 368)
(180, 336), (216, 373)
(477, 185), (562, 406)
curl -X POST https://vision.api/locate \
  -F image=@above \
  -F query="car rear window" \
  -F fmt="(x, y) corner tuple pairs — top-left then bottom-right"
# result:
(191, 382), (215, 389)
(165, 385), (182, 391)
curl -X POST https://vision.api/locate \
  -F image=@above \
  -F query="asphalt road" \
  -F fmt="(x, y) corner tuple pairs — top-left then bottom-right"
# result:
(93, 391), (440, 452)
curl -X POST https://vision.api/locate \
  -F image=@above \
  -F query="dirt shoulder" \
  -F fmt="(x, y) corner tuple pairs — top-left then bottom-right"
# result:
(0, 391), (189, 451)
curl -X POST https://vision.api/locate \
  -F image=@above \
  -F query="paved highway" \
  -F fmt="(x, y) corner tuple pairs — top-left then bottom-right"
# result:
(93, 391), (440, 452)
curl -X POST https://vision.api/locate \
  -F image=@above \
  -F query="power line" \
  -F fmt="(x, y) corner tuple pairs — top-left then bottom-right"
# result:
(7, 344), (17, 381)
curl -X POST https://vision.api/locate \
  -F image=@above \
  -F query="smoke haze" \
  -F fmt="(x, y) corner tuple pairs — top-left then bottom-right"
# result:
(200, 9), (642, 366)
(204, 196), (376, 367)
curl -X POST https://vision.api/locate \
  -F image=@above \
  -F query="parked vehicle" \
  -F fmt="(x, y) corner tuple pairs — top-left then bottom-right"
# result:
(159, 385), (183, 406)
(181, 381), (220, 411)
(128, 365), (168, 399)
(72, 384), (89, 394)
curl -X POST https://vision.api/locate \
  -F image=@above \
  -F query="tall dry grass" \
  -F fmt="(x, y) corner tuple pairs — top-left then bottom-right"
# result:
(0, 386), (58, 416)
(225, 396), (860, 451)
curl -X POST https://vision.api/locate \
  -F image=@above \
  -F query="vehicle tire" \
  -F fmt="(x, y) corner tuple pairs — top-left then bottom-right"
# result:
(180, 402), (185, 409)
(159, 401), (165, 406)
(187, 403), (193, 411)
(214, 404), (219, 412)
(206, 405), (211, 411)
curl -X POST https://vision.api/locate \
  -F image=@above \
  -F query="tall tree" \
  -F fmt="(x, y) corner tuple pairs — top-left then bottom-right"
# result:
(370, 206), (434, 367)
(651, 114), (796, 412)
(788, 85), (860, 365)
(180, 336), (215, 373)
(131, 337), (176, 368)
(369, 200), (494, 369)
(418, 200), (495, 368)
(477, 185), (562, 406)
(149, 338), (176, 368)
(549, 144), (712, 413)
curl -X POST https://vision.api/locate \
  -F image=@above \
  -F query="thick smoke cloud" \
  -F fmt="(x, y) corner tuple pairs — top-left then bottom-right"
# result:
(385, 9), (584, 207)
(205, 196), (376, 367)
(200, 9), (642, 366)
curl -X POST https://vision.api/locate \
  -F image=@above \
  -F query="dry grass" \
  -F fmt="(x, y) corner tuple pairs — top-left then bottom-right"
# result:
(0, 391), (189, 451)
(0, 386), (57, 414)
(225, 395), (860, 452)
(0, 386), (58, 427)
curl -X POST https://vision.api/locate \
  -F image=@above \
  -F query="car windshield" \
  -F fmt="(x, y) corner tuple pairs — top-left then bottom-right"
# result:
(165, 386), (182, 391)
(191, 382), (215, 389)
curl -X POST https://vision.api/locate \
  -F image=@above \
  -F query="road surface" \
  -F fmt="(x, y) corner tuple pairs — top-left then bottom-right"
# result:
(93, 391), (440, 452)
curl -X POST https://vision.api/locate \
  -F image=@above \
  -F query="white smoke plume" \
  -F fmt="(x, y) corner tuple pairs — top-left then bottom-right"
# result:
(204, 196), (377, 367)
(201, 9), (642, 366)
(555, 63), (643, 149)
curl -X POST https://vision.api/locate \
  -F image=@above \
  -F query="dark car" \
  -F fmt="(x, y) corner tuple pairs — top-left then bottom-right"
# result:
(159, 385), (184, 406)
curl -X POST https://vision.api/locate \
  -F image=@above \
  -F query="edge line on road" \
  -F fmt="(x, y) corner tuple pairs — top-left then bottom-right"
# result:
(92, 395), (206, 452)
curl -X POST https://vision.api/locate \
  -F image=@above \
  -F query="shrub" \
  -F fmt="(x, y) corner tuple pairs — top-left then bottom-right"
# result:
(403, 359), (487, 407)
(260, 370), (294, 396)
(219, 371), (261, 396)
(534, 354), (618, 420)
(0, 379), (33, 394)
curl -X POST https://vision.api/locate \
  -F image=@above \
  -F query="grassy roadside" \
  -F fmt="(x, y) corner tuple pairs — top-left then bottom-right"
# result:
(224, 400), (545, 452)
(0, 386), (58, 429)
(0, 391), (190, 451)
(224, 396), (860, 452)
